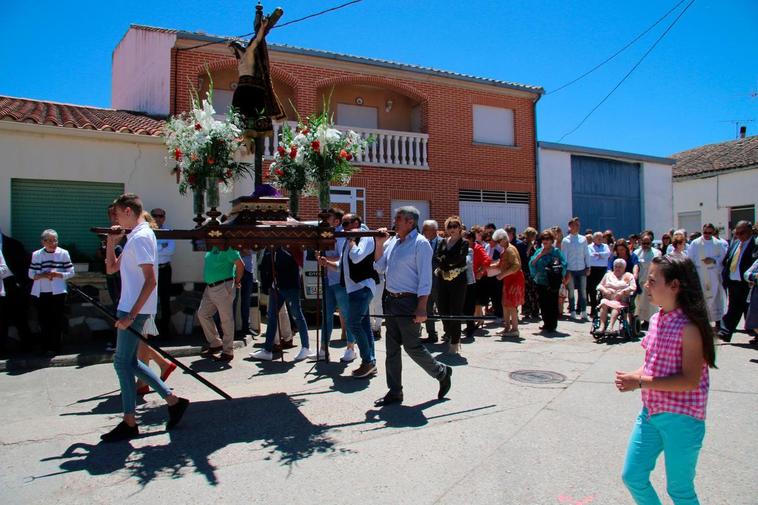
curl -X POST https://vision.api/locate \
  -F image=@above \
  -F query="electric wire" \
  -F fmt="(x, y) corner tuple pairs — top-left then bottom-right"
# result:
(176, 0), (363, 52)
(557, 0), (696, 143)
(549, 0), (687, 95)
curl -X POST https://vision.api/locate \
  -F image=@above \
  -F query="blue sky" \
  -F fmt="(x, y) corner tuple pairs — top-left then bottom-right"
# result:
(1, 0), (756, 156)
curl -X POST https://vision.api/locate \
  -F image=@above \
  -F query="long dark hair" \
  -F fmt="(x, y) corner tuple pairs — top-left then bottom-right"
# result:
(652, 255), (717, 368)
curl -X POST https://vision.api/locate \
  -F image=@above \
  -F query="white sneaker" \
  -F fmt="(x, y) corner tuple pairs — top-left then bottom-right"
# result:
(581, 312), (589, 321)
(294, 347), (315, 361)
(570, 311), (578, 320)
(340, 347), (356, 363)
(250, 349), (273, 361)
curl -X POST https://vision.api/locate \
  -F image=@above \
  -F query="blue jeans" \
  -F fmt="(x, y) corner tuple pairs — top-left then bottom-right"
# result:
(114, 311), (171, 415)
(566, 270), (587, 313)
(348, 286), (375, 364)
(321, 283), (355, 347)
(622, 408), (705, 505)
(264, 288), (309, 351)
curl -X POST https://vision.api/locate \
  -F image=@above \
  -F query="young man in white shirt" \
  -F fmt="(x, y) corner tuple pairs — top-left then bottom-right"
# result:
(103, 193), (189, 442)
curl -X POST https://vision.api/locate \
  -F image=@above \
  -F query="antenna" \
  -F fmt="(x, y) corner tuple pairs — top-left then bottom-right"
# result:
(718, 119), (755, 139)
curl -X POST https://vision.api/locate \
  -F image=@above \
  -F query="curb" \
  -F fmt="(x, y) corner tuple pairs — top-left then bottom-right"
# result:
(0, 338), (251, 373)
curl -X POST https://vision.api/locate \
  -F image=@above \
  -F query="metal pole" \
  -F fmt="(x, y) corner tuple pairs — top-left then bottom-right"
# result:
(69, 284), (232, 400)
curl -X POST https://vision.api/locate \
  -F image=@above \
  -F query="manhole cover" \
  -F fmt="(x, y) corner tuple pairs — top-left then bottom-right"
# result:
(509, 370), (566, 384)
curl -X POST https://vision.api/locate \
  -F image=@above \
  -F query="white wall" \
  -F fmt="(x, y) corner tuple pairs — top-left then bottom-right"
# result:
(0, 122), (253, 283)
(641, 161), (673, 238)
(673, 168), (758, 236)
(538, 147), (673, 238)
(112, 28), (175, 115)
(537, 147), (573, 229)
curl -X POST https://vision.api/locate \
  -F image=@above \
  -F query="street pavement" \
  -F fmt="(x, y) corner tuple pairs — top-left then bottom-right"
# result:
(1, 317), (756, 505)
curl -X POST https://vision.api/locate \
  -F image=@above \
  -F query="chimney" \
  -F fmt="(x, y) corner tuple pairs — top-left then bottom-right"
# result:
(739, 125), (747, 138)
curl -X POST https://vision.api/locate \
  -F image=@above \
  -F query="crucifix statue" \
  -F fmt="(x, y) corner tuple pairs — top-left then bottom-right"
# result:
(229, 3), (286, 187)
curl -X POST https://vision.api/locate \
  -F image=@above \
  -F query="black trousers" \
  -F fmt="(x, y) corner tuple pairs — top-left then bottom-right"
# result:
(720, 281), (750, 337)
(587, 266), (607, 316)
(0, 280), (32, 350)
(157, 263), (173, 335)
(464, 281), (478, 334)
(486, 276), (503, 318)
(537, 284), (559, 331)
(425, 277), (438, 338)
(437, 274), (467, 344)
(36, 292), (66, 353)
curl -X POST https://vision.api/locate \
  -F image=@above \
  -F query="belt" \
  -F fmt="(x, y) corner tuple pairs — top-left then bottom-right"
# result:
(386, 291), (416, 298)
(207, 277), (234, 288)
(159, 262), (171, 267)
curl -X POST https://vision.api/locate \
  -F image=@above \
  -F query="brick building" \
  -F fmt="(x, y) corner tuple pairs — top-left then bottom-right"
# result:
(113, 25), (543, 229)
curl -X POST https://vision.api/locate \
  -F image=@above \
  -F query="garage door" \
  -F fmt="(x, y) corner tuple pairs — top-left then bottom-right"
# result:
(11, 179), (124, 260)
(571, 155), (641, 237)
(458, 190), (529, 231)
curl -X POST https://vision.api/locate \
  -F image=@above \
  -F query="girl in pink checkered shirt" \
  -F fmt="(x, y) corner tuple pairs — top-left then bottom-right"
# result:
(615, 255), (716, 505)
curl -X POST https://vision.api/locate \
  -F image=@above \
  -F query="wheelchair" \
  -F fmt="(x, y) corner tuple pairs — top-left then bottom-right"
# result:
(590, 289), (641, 341)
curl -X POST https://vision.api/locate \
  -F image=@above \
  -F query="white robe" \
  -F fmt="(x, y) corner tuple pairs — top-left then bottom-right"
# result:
(687, 237), (727, 321)
(634, 247), (661, 321)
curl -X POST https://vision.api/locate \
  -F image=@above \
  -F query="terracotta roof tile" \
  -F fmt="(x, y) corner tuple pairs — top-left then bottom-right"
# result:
(0, 96), (165, 136)
(671, 135), (758, 179)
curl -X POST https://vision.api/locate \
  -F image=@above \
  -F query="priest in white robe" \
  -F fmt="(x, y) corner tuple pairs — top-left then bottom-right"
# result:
(687, 223), (727, 323)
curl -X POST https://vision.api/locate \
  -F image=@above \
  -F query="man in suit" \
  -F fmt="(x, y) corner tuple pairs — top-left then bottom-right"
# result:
(719, 220), (756, 342)
(0, 231), (33, 354)
(421, 220), (441, 343)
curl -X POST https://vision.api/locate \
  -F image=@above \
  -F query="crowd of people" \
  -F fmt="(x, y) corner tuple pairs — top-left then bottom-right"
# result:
(3, 195), (756, 502)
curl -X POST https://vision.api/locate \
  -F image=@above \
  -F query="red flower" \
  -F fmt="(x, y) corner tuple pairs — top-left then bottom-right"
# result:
(301, 128), (309, 135)
(311, 140), (320, 152)
(277, 146), (287, 156)
(346, 153), (353, 161)
(207, 157), (215, 165)
(225, 170), (233, 178)
(188, 174), (197, 184)
(275, 168), (284, 177)
(339, 149), (348, 159)
(174, 148), (183, 161)
(289, 147), (297, 159)
(194, 123), (202, 130)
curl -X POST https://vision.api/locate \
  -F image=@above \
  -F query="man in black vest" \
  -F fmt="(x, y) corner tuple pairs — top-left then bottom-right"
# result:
(320, 214), (379, 378)
(719, 220), (756, 342)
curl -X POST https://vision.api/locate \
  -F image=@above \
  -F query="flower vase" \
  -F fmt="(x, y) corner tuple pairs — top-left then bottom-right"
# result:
(206, 177), (220, 209)
(318, 181), (331, 211)
(192, 188), (205, 227)
(288, 190), (300, 218)
(205, 176), (221, 224)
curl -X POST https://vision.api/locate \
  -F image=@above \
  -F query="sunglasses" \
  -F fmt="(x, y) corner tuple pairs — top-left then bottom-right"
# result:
(151, 213), (165, 218)
(446, 223), (460, 229)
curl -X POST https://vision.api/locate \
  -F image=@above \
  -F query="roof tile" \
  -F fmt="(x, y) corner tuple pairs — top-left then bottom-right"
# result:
(0, 96), (165, 136)
(672, 135), (758, 179)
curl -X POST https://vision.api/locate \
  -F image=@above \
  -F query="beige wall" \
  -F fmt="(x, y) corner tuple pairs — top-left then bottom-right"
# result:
(0, 121), (254, 283)
(324, 84), (419, 132)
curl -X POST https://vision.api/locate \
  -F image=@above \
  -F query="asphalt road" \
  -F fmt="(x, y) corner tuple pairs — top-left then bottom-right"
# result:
(1, 318), (756, 505)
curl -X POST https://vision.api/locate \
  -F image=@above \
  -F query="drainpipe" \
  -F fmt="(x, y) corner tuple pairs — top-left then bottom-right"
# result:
(532, 93), (542, 229)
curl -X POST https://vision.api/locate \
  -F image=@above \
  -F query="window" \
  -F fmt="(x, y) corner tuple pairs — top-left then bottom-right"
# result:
(212, 90), (234, 118)
(472, 105), (514, 146)
(729, 205), (755, 237)
(336, 104), (378, 129)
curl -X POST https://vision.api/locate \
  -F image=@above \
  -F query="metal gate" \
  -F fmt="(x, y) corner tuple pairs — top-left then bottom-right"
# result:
(459, 190), (530, 231)
(571, 155), (641, 237)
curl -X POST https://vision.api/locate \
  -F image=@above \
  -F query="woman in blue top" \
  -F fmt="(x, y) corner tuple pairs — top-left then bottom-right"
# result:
(529, 229), (567, 333)
(609, 239), (640, 277)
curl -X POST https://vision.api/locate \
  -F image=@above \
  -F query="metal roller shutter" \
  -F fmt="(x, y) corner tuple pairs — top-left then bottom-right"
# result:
(11, 179), (124, 260)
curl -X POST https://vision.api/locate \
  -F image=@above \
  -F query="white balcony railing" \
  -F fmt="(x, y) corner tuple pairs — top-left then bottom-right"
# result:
(262, 121), (430, 169)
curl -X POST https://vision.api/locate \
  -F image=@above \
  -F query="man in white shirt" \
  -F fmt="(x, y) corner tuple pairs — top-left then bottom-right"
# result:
(562, 217), (591, 320)
(102, 193), (189, 442)
(151, 208), (175, 337)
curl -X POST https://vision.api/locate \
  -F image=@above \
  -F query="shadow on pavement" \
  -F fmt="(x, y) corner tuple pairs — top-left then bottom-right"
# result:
(37, 393), (344, 487)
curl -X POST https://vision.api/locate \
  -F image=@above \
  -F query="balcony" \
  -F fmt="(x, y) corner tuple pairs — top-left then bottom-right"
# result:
(262, 121), (429, 170)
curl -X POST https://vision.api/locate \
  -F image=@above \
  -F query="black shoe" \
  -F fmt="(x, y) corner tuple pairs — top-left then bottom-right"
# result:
(200, 345), (222, 357)
(438, 366), (452, 399)
(101, 421), (139, 442)
(374, 392), (403, 406)
(717, 332), (732, 343)
(373, 330), (381, 341)
(167, 398), (190, 430)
